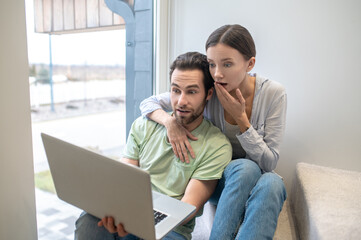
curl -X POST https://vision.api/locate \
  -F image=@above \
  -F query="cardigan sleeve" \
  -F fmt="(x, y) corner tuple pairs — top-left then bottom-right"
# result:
(139, 92), (172, 118)
(237, 91), (287, 172)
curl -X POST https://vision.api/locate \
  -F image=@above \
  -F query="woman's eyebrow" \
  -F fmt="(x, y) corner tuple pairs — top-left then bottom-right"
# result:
(220, 57), (233, 61)
(207, 57), (233, 62)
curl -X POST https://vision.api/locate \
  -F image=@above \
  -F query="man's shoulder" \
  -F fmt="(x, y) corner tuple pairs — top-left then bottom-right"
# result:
(200, 119), (231, 151)
(129, 116), (165, 142)
(132, 115), (161, 130)
(203, 118), (227, 139)
(191, 119), (232, 181)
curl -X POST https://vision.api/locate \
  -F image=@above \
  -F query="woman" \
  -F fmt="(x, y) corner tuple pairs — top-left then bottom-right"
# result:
(140, 24), (287, 239)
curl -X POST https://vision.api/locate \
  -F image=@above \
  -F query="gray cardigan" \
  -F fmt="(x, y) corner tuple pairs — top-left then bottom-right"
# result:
(140, 74), (287, 172)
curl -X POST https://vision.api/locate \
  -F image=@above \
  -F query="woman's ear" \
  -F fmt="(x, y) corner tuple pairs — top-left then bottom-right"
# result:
(247, 57), (256, 72)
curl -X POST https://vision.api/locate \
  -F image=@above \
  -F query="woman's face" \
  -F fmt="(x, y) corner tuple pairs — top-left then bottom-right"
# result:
(206, 43), (254, 93)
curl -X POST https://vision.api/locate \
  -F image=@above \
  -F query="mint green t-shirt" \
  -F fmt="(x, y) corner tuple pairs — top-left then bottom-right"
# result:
(123, 116), (232, 239)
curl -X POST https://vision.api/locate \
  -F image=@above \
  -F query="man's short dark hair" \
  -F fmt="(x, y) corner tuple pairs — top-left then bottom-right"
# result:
(169, 52), (214, 94)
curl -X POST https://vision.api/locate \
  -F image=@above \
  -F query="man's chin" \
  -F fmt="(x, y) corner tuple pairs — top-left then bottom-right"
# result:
(175, 116), (191, 126)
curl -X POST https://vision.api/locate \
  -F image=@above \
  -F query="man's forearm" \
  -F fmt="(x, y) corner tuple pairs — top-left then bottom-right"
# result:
(120, 157), (139, 167)
(180, 179), (218, 224)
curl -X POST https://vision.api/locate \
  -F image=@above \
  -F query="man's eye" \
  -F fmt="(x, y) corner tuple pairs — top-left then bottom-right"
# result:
(172, 89), (180, 93)
(189, 90), (197, 94)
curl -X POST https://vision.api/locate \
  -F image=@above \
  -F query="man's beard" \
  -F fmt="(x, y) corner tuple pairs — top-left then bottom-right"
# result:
(174, 99), (206, 126)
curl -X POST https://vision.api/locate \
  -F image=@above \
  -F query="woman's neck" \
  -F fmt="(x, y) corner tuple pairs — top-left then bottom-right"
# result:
(230, 74), (255, 99)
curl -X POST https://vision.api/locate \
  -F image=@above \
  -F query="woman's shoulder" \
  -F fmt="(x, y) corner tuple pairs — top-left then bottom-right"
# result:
(254, 73), (286, 96)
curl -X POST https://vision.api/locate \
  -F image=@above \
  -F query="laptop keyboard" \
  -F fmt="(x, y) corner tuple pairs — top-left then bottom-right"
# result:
(154, 210), (168, 225)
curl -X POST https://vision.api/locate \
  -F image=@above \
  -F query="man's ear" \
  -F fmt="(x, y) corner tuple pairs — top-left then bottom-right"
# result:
(206, 88), (214, 101)
(247, 57), (256, 72)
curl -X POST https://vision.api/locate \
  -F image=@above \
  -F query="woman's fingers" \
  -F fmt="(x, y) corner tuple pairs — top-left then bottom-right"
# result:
(174, 142), (186, 162)
(186, 130), (198, 141)
(179, 142), (190, 163)
(167, 119), (197, 163)
(215, 84), (248, 125)
(170, 142), (180, 159)
(235, 88), (245, 104)
(184, 129), (196, 159)
(185, 141), (195, 159)
(170, 138), (194, 163)
(214, 83), (228, 102)
(215, 83), (237, 107)
(215, 83), (235, 107)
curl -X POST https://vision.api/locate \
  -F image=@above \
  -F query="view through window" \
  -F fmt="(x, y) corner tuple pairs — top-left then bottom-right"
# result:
(25, 0), (126, 239)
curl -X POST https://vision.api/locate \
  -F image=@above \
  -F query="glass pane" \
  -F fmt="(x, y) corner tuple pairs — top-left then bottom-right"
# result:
(26, 0), (126, 239)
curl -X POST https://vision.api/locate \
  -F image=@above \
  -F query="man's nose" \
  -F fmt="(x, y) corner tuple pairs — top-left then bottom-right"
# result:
(178, 93), (188, 106)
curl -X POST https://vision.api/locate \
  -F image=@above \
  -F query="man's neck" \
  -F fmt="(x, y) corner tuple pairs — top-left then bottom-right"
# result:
(182, 116), (204, 133)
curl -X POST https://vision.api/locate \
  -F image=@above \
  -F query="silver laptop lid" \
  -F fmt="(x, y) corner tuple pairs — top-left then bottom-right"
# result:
(41, 133), (156, 239)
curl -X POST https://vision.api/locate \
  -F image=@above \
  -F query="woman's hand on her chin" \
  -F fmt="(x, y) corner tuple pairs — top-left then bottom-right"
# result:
(215, 84), (251, 131)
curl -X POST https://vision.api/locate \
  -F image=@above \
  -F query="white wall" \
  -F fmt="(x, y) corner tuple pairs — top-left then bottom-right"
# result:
(0, 1), (37, 239)
(167, 0), (361, 191)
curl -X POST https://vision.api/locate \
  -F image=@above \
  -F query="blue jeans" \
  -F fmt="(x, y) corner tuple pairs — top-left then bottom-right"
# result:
(209, 159), (287, 240)
(74, 211), (186, 240)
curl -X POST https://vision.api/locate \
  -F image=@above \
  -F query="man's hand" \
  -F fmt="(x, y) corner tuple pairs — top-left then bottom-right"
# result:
(98, 216), (128, 237)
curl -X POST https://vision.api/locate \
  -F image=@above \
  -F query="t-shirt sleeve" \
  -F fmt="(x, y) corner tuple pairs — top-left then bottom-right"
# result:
(122, 117), (146, 161)
(192, 139), (232, 180)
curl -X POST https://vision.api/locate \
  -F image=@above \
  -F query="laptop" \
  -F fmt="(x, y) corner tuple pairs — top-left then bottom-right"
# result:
(41, 133), (196, 240)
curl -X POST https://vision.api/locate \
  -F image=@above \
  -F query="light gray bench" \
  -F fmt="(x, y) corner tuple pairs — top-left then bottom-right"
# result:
(290, 162), (361, 240)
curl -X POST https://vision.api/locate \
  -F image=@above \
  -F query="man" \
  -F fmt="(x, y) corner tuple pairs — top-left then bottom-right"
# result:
(75, 52), (231, 240)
